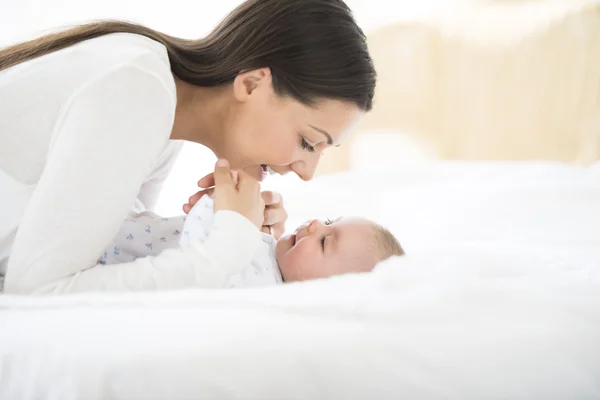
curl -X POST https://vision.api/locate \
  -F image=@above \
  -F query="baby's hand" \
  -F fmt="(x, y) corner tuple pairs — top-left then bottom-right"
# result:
(182, 169), (238, 214)
(212, 159), (264, 229)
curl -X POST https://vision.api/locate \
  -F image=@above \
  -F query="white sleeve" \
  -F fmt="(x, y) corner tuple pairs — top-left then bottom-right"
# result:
(134, 140), (183, 212)
(4, 61), (261, 294)
(38, 211), (261, 293)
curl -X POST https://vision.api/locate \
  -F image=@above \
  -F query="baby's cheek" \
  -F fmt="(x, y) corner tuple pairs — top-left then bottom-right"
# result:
(279, 251), (313, 282)
(277, 252), (300, 281)
(297, 257), (330, 281)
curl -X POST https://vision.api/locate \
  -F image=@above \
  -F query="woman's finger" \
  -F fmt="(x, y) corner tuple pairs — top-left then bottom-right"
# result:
(272, 222), (285, 239)
(261, 191), (282, 207)
(263, 206), (288, 226)
(262, 222), (285, 239)
(260, 191), (287, 237)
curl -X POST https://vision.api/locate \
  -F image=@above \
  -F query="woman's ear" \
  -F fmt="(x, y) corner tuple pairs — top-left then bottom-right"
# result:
(232, 67), (272, 102)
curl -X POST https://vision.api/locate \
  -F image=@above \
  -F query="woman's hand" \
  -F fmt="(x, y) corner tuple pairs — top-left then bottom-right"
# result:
(261, 191), (287, 239)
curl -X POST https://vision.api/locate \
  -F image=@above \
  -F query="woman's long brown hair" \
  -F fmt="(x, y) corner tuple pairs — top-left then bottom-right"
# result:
(0, 0), (376, 111)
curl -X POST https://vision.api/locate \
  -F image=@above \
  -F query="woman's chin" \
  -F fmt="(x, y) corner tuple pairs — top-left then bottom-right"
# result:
(242, 164), (266, 181)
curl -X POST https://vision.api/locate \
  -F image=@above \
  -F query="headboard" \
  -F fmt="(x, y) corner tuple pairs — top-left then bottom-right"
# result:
(316, 0), (600, 174)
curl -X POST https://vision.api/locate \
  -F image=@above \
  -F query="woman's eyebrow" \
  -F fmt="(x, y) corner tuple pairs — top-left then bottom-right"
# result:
(308, 125), (340, 147)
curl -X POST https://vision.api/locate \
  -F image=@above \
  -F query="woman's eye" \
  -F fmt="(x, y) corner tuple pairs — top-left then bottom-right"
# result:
(300, 137), (315, 153)
(324, 218), (333, 226)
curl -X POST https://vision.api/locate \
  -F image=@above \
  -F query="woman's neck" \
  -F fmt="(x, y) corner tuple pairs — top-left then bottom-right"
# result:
(170, 77), (230, 154)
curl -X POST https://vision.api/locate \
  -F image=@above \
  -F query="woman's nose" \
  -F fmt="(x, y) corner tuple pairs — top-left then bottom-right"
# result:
(291, 155), (321, 181)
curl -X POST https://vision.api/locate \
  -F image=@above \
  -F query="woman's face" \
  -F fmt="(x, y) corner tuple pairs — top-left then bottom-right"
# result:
(221, 68), (363, 181)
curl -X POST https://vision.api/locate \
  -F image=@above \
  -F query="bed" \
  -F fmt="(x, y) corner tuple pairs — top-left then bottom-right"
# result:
(2, 161), (600, 399)
(2, 1), (600, 398)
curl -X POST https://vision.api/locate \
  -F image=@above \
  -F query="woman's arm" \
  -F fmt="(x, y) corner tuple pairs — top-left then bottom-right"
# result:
(4, 59), (260, 294)
(134, 140), (183, 213)
(35, 210), (260, 293)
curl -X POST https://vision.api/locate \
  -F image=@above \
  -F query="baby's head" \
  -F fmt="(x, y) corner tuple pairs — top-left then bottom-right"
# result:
(275, 217), (403, 282)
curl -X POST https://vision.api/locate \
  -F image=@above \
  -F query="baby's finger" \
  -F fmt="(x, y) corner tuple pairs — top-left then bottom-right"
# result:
(236, 169), (260, 192)
(213, 159), (235, 189)
(231, 170), (239, 186)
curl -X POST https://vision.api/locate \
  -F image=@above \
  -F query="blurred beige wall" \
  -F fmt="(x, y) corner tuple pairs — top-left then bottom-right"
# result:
(317, 0), (600, 174)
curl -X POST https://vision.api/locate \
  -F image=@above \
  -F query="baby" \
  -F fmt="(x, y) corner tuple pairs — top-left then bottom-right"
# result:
(100, 195), (404, 287)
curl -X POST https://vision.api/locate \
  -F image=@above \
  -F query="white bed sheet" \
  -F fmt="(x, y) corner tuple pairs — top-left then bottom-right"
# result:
(1, 161), (600, 399)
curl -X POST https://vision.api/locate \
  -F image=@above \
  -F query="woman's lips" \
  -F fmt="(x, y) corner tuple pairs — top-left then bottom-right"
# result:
(290, 234), (296, 246)
(259, 164), (267, 182)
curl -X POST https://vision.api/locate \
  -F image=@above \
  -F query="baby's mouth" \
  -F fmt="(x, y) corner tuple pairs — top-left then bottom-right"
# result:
(290, 234), (296, 246)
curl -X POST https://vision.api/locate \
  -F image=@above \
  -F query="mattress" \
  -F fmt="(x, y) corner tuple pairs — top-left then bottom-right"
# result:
(1, 161), (599, 399)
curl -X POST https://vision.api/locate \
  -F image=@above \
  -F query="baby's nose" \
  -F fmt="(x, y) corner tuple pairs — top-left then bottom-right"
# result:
(294, 225), (309, 241)
(295, 219), (322, 240)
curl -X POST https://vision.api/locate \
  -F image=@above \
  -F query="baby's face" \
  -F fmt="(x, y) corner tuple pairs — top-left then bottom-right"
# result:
(275, 217), (380, 282)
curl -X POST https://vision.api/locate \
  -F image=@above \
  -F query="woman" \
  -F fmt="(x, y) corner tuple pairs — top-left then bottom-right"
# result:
(0, 0), (376, 294)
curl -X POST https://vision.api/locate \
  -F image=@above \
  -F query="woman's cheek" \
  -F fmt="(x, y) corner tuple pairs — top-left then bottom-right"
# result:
(269, 138), (299, 165)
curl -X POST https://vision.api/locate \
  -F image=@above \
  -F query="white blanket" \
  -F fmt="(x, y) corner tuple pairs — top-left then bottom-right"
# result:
(1, 161), (599, 399)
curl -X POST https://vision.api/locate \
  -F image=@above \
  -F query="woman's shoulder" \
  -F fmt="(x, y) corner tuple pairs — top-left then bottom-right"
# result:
(69, 33), (175, 92)
(86, 33), (175, 92)
(79, 32), (170, 68)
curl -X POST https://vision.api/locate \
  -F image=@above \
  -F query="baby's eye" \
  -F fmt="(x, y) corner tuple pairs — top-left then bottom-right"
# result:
(300, 137), (315, 153)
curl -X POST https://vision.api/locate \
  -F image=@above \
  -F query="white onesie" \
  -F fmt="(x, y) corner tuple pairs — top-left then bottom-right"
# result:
(100, 195), (283, 288)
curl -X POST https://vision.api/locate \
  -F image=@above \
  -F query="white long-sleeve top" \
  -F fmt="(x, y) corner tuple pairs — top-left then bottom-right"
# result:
(0, 33), (261, 294)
